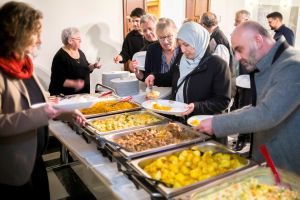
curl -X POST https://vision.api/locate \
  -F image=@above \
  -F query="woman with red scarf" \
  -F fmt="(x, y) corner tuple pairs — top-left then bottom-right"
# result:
(0, 2), (85, 199)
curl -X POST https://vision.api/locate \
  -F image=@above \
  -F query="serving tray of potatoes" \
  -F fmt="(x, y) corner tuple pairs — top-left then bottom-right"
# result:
(127, 141), (257, 198)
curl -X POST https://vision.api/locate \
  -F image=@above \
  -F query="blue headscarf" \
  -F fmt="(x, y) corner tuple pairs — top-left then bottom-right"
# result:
(175, 22), (210, 102)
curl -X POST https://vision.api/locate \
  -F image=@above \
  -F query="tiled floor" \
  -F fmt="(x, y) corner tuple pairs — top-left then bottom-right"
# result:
(44, 137), (118, 200)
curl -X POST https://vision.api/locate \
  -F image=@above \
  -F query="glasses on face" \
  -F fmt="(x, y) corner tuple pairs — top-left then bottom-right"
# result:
(71, 37), (81, 42)
(158, 35), (173, 42)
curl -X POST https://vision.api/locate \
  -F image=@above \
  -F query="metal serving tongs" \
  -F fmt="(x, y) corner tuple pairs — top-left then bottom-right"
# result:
(96, 136), (125, 150)
(121, 170), (170, 187)
(259, 145), (292, 189)
(98, 90), (113, 97)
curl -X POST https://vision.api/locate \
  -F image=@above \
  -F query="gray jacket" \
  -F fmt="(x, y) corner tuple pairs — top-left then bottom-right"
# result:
(0, 71), (49, 186)
(213, 37), (300, 175)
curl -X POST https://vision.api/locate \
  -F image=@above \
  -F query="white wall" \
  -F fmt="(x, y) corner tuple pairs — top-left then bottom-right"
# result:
(0, 0), (124, 91)
(160, 0), (186, 28)
(210, 0), (300, 49)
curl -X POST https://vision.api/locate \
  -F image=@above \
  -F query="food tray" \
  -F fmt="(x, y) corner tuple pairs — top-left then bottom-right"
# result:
(85, 110), (169, 136)
(99, 122), (210, 160)
(80, 96), (142, 118)
(175, 166), (300, 200)
(128, 141), (256, 198)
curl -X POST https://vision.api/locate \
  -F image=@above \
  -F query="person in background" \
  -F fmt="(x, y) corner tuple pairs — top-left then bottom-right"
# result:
(0, 2), (85, 199)
(48, 27), (101, 96)
(266, 11), (295, 46)
(128, 14), (158, 73)
(132, 18), (181, 81)
(140, 14), (158, 51)
(233, 9), (252, 151)
(113, 7), (146, 65)
(234, 9), (250, 27)
(200, 11), (236, 99)
(196, 21), (300, 176)
(145, 22), (231, 117)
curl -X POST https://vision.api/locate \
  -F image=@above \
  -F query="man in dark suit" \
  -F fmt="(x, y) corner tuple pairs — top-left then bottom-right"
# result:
(267, 11), (295, 46)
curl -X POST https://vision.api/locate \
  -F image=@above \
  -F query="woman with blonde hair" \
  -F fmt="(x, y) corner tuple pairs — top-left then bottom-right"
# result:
(132, 17), (182, 81)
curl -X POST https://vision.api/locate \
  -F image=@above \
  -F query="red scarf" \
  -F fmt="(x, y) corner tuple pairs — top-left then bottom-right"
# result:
(0, 55), (33, 79)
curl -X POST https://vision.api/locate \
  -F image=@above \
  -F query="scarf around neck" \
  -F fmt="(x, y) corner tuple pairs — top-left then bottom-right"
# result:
(175, 22), (210, 102)
(0, 55), (33, 79)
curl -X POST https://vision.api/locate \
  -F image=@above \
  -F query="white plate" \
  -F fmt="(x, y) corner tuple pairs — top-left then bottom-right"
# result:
(236, 75), (250, 89)
(142, 99), (188, 115)
(31, 102), (47, 109)
(54, 96), (99, 110)
(31, 96), (99, 111)
(187, 115), (213, 127)
(132, 51), (146, 71)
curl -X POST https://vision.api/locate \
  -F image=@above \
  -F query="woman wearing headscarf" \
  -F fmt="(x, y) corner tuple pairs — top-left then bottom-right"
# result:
(145, 22), (231, 116)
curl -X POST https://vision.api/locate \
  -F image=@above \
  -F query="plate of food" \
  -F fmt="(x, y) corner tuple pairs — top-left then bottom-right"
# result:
(187, 115), (213, 127)
(146, 90), (160, 99)
(142, 99), (188, 115)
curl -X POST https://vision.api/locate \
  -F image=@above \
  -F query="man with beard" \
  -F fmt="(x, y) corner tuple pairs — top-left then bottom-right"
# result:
(267, 11), (295, 46)
(195, 21), (300, 176)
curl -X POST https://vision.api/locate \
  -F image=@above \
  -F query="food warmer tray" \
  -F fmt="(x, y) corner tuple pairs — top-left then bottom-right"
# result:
(174, 166), (300, 200)
(81, 96), (142, 119)
(126, 140), (257, 199)
(84, 110), (170, 137)
(97, 122), (211, 160)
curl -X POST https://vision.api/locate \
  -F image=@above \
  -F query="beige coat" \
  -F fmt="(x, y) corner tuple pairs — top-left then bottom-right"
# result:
(0, 70), (49, 186)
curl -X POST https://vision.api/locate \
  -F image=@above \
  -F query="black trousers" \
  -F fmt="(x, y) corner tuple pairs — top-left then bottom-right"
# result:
(0, 156), (50, 200)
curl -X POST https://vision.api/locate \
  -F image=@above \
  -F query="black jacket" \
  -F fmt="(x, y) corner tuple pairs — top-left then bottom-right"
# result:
(119, 30), (144, 63)
(154, 54), (231, 116)
(209, 26), (236, 98)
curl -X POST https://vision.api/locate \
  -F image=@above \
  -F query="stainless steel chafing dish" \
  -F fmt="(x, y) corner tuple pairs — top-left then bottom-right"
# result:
(127, 141), (257, 199)
(174, 166), (300, 200)
(80, 95), (142, 119)
(85, 110), (170, 136)
(99, 122), (211, 160)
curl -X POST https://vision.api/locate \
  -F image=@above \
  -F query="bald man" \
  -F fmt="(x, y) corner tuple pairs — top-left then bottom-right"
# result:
(196, 21), (300, 176)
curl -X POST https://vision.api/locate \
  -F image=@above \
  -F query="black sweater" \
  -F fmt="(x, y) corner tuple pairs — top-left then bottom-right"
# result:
(119, 30), (144, 63)
(154, 54), (231, 116)
(48, 48), (91, 95)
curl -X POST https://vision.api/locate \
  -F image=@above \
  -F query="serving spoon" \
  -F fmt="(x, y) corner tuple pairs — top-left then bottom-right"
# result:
(259, 145), (292, 189)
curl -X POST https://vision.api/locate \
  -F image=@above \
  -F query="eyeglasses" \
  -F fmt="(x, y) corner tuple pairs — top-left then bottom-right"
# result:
(158, 35), (173, 42)
(71, 37), (81, 42)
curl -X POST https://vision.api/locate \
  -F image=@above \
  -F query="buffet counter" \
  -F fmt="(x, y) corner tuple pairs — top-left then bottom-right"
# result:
(49, 120), (151, 200)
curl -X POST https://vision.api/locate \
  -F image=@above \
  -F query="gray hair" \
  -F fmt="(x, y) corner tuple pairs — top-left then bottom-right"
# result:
(156, 17), (177, 34)
(240, 21), (271, 38)
(140, 14), (157, 25)
(61, 27), (80, 45)
(236, 10), (250, 19)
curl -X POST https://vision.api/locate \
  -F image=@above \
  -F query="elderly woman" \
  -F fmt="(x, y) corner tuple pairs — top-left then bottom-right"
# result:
(0, 2), (85, 199)
(132, 18), (182, 80)
(48, 27), (101, 95)
(145, 22), (231, 116)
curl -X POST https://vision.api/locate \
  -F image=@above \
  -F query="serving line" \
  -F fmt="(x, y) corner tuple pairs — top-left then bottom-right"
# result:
(49, 120), (150, 200)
